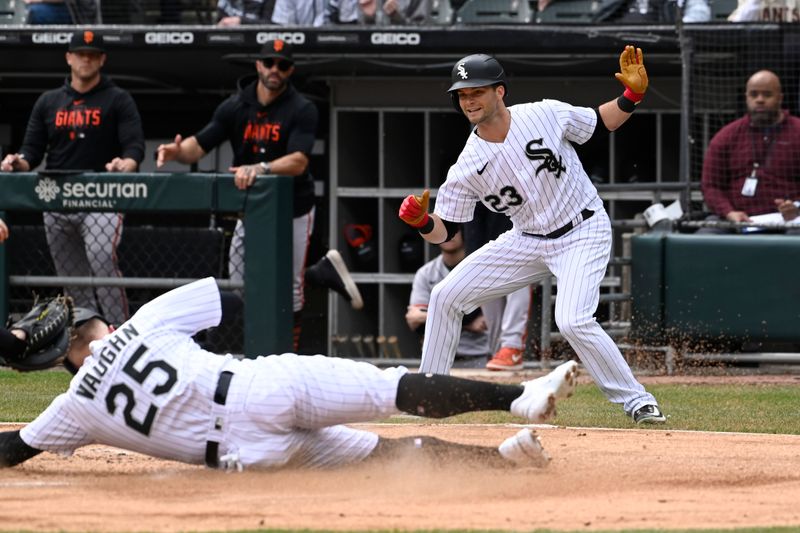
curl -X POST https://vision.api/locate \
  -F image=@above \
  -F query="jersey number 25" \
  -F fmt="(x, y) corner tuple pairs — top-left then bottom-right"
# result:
(105, 344), (178, 436)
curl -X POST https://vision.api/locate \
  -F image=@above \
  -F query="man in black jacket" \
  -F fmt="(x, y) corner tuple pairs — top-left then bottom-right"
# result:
(1, 31), (145, 326)
(157, 39), (362, 350)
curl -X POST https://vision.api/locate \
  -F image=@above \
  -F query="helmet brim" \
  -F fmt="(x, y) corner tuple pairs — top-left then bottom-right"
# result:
(447, 79), (497, 93)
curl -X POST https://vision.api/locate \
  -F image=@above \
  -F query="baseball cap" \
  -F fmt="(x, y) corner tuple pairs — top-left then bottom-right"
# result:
(69, 30), (105, 53)
(259, 39), (294, 63)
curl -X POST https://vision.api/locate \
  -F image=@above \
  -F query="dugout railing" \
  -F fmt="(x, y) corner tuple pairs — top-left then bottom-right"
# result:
(0, 172), (294, 357)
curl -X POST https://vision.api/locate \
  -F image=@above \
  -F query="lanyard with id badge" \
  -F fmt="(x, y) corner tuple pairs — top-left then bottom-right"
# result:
(742, 128), (778, 197)
(741, 163), (759, 197)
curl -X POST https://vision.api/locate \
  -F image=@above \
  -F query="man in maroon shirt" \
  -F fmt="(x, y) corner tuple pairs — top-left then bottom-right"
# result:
(699, 70), (800, 234)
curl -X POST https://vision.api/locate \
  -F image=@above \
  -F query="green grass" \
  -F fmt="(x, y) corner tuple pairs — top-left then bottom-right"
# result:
(389, 382), (800, 434)
(3, 369), (798, 434)
(0, 369), (71, 422)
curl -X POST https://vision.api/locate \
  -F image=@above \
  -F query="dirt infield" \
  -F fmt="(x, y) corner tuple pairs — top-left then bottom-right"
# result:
(2, 421), (800, 532)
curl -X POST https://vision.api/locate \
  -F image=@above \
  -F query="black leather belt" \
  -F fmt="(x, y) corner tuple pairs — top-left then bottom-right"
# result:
(205, 370), (233, 469)
(523, 209), (594, 239)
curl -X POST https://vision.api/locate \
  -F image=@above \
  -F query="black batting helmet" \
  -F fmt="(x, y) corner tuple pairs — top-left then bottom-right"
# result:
(447, 54), (507, 112)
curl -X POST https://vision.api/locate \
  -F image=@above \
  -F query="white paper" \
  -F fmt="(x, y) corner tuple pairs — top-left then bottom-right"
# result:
(741, 212), (800, 233)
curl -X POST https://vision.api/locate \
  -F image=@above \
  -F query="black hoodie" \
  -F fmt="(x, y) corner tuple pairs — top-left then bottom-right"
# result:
(19, 75), (145, 172)
(194, 76), (318, 217)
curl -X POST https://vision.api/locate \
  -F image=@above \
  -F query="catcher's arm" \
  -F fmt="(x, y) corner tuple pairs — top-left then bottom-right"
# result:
(598, 45), (648, 131)
(4, 296), (74, 372)
(0, 431), (42, 467)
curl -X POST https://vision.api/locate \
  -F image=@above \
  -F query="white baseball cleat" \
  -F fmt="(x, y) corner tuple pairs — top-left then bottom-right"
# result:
(510, 360), (579, 423)
(498, 428), (551, 467)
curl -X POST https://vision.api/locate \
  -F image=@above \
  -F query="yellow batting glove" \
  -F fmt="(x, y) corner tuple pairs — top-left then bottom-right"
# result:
(614, 45), (648, 101)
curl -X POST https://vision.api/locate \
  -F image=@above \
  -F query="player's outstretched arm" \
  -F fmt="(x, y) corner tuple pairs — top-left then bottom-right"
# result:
(0, 431), (42, 467)
(156, 134), (206, 167)
(599, 45), (648, 131)
(398, 190), (448, 244)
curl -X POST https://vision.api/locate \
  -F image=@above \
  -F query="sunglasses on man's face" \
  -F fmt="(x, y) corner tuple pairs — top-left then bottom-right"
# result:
(261, 58), (293, 71)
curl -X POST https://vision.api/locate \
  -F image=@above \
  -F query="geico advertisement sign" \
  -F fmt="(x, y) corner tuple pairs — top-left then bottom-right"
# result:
(256, 32), (305, 44)
(145, 32), (195, 45)
(370, 32), (421, 45)
(32, 32), (72, 44)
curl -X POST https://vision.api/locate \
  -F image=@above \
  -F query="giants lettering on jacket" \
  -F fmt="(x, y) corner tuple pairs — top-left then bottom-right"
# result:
(243, 119), (281, 143)
(55, 107), (102, 128)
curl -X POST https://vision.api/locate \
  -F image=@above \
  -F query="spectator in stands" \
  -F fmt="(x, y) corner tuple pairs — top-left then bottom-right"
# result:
(406, 227), (492, 369)
(24, 0), (72, 23)
(327, 0), (359, 22)
(0, 31), (144, 326)
(271, 0), (327, 25)
(588, 0), (710, 23)
(699, 70), (800, 235)
(358, 0), (428, 23)
(156, 39), (363, 350)
(727, 0), (794, 21)
(464, 205), (532, 372)
(217, 0), (275, 25)
(0, 218), (8, 243)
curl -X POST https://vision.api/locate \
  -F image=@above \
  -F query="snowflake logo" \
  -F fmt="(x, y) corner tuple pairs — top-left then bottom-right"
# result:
(35, 178), (60, 203)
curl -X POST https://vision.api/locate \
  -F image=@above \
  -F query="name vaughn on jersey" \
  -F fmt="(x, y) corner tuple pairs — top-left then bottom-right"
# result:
(76, 322), (141, 400)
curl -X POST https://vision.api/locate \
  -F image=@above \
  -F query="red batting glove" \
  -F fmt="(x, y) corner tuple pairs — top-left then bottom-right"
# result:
(399, 189), (430, 228)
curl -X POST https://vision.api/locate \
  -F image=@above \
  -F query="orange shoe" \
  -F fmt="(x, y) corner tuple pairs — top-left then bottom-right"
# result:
(486, 347), (524, 371)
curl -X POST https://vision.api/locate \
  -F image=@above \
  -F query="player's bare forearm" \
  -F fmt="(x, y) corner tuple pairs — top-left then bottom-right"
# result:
(420, 214), (448, 244)
(268, 151), (310, 177)
(176, 136), (206, 164)
(157, 135), (206, 166)
(405, 306), (428, 331)
(0, 430), (42, 467)
(598, 100), (632, 131)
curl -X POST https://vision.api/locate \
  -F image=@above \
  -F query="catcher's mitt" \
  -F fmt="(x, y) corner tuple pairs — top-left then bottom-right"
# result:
(5, 296), (75, 371)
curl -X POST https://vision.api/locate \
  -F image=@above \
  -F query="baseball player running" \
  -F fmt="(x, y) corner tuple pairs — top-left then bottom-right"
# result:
(0, 278), (578, 471)
(399, 46), (665, 424)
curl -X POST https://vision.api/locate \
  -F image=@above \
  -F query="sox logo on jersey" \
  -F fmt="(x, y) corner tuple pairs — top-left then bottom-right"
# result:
(525, 138), (566, 178)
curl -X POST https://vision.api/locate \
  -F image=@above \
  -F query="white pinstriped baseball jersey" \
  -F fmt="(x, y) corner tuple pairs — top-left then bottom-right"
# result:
(21, 278), (407, 469)
(421, 98), (659, 414)
(434, 100), (603, 234)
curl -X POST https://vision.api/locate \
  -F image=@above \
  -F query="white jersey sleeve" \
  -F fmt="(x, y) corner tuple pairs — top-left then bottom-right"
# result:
(20, 393), (92, 453)
(433, 136), (483, 223)
(132, 277), (222, 336)
(543, 99), (597, 145)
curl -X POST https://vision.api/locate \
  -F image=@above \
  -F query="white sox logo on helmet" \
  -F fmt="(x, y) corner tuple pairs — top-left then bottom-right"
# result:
(457, 62), (468, 79)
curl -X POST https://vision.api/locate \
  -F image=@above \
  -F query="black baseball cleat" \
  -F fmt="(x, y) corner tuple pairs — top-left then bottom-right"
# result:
(631, 404), (667, 424)
(305, 250), (364, 310)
